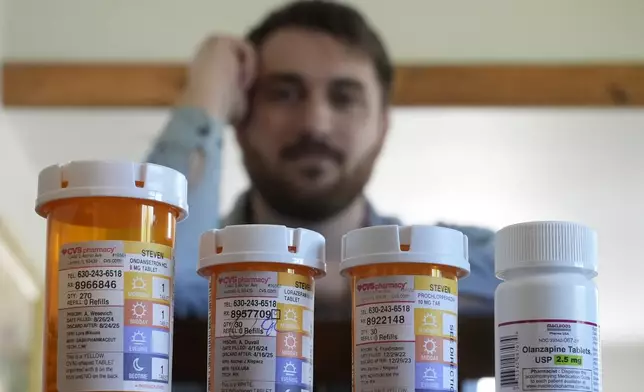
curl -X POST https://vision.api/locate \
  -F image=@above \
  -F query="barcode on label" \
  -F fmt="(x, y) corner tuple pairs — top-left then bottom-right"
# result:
(499, 334), (519, 388)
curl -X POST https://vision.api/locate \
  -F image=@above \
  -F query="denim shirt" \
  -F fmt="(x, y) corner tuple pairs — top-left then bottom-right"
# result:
(146, 107), (499, 390)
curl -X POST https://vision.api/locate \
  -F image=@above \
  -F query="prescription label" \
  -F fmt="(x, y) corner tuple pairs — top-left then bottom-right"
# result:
(353, 275), (458, 392)
(497, 320), (601, 392)
(210, 271), (314, 392)
(58, 241), (173, 392)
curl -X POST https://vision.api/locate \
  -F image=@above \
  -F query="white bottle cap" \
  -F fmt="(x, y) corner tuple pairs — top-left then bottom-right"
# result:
(340, 225), (470, 276)
(198, 225), (326, 277)
(495, 221), (598, 278)
(35, 160), (188, 220)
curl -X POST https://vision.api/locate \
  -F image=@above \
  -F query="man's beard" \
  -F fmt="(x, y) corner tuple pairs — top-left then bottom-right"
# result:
(241, 143), (381, 222)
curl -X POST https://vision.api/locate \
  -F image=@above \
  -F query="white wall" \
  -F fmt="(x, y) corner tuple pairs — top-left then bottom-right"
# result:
(1, 0), (45, 278)
(602, 344), (644, 391)
(0, 117), (46, 271)
(4, 0), (644, 62)
(1, 1), (41, 390)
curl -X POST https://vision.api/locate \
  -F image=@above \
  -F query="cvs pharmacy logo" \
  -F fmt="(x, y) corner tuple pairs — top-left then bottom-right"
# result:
(62, 247), (83, 256)
(357, 281), (407, 292)
(218, 276), (237, 285)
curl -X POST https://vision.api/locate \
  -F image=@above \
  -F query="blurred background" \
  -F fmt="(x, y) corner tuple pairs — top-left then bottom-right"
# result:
(1, 1), (644, 391)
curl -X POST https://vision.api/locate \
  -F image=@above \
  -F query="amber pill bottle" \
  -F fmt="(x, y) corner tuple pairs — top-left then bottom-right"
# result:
(340, 225), (471, 392)
(197, 225), (326, 392)
(35, 161), (188, 392)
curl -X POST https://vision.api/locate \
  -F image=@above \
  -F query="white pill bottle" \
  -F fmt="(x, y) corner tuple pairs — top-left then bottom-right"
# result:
(494, 221), (602, 392)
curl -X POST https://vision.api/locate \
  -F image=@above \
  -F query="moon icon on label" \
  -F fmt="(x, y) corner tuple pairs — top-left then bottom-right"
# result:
(133, 358), (144, 372)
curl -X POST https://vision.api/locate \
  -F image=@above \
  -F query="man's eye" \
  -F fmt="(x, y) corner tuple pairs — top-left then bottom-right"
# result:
(330, 90), (358, 110)
(267, 86), (300, 102)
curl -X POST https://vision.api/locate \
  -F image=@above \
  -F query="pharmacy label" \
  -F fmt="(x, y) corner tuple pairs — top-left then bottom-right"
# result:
(210, 271), (314, 392)
(58, 240), (173, 392)
(353, 275), (458, 392)
(497, 319), (601, 392)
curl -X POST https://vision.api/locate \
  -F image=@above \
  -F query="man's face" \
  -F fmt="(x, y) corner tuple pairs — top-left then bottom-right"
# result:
(238, 28), (388, 221)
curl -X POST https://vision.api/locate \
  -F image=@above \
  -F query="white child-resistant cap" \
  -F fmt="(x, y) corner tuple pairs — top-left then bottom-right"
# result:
(340, 225), (470, 276)
(35, 160), (188, 220)
(495, 221), (598, 278)
(198, 225), (326, 277)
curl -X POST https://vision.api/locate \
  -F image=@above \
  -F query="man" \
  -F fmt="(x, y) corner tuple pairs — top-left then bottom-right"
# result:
(147, 1), (497, 389)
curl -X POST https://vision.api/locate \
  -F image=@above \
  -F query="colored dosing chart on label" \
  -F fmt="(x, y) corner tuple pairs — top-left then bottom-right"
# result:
(123, 269), (171, 386)
(57, 241), (173, 392)
(213, 271), (314, 392)
(354, 275), (458, 392)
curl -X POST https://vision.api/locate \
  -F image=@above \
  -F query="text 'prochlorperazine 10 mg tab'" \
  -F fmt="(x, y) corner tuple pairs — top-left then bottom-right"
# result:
(341, 225), (471, 392)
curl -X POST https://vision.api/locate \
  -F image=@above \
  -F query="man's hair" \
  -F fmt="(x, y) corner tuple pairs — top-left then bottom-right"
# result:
(246, 0), (394, 102)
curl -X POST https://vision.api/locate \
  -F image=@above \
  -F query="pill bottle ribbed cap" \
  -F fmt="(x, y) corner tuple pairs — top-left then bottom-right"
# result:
(340, 225), (470, 277)
(198, 225), (326, 277)
(495, 221), (598, 278)
(35, 160), (189, 220)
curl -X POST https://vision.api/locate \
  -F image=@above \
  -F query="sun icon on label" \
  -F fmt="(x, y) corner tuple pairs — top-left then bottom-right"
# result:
(423, 367), (438, 381)
(283, 361), (297, 374)
(131, 331), (146, 345)
(283, 308), (298, 322)
(130, 331), (145, 345)
(284, 333), (297, 351)
(132, 302), (147, 318)
(132, 276), (146, 290)
(423, 338), (437, 355)
(422, 312), (438, 327)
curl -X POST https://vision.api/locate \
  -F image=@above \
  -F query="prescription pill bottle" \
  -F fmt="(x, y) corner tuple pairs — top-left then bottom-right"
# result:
(197, 224), (326, 392)
(495, 221), (602, 392)
(340, 225), (470, 392)
(35, 160), (188, 392)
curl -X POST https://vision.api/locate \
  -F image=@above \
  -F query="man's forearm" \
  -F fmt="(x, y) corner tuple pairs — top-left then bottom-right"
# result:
(146, 106), (225, 317)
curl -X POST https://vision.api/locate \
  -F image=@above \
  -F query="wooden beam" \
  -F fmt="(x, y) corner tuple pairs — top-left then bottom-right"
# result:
(3, 63), (185, 107)
(393, 64), (644, 106)
(3, 62), (644, 107)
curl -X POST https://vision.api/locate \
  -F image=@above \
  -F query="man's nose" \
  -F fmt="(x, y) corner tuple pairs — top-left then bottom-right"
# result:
(299, 94), (333, 137)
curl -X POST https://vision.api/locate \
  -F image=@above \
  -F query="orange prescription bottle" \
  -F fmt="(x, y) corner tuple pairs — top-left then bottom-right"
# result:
(197, 225), (326, 392)
(35, 161), (188, 392)
(340, 225), (471, 392)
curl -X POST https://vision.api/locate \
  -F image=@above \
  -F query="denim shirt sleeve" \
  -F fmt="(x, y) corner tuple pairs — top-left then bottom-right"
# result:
(145, 107), (225, 317)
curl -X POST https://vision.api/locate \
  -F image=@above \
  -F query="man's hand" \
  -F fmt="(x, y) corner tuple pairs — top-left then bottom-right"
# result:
(178, 36), (257, 123)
